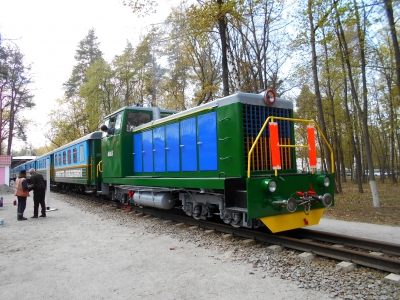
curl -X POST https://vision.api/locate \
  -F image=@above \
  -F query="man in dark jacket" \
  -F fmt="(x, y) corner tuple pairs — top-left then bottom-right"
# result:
(28, 168), (46, 218)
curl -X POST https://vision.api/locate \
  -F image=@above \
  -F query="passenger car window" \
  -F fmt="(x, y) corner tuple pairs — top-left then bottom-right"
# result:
(68, 149), (71, 164)
(80, 145), (84, 162)
(73, 148), (77, 163)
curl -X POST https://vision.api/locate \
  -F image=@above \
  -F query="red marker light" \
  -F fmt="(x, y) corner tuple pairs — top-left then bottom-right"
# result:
(264, 89), (276, 105)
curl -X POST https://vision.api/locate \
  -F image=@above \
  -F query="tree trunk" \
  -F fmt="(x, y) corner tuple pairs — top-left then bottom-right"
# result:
(7, 76), (17, 156)
(382, 0), (398, 183)
(307, 0), (332, 173)
(322, 28), (342, 193)
(353, 0), (380, 206)
(217, 0), (229, 96)
(384, 0), (400, 96)
(335, 8), (363, 193)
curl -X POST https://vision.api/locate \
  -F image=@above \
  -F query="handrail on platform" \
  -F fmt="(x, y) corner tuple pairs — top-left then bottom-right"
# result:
(247, 116), (334, 178)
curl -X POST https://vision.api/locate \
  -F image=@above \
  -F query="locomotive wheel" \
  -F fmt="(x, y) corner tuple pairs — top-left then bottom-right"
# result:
(252, 219), (262, 229)
(231, 223), (241, 228)
(193, 205), (202, 220)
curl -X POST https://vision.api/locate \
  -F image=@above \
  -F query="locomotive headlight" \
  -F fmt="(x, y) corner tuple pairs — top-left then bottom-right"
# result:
(268, 181), (277, 192)
(262, 179), (277, 193)
(317, 175), (330, 188)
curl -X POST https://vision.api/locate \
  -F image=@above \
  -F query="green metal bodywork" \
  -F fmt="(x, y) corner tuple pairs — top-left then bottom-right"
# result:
(216, 103), (245, 177)
(101, 103), (247, 180)
(246, 173), (335, 219)
(101, 109), (146, 178)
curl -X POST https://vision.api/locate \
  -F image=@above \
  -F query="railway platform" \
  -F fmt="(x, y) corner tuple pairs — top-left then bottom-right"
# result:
(309, 218), (400, 244)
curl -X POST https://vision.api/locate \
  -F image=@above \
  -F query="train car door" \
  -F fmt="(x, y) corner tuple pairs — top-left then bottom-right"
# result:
(102, 113), (123, 177)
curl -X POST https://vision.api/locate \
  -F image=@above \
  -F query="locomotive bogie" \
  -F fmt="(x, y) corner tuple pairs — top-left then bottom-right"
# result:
(180, 192), (222, 220)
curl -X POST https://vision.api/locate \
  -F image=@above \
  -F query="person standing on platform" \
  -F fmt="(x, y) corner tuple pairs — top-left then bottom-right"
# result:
(14, 170), (30, 221)
(28, 168), (46, 218)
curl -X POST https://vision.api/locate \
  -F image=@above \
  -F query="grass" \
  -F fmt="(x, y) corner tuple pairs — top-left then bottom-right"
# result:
(323, 180), (400, 226)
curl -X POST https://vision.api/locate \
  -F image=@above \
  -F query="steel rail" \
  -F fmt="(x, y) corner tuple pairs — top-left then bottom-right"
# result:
(123, 206), (400, 274)
(284, 229), (400, 256)
(76, 195), (400, 274)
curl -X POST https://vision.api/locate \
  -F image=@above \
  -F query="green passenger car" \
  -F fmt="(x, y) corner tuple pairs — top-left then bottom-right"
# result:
(100, 92), (334, 233)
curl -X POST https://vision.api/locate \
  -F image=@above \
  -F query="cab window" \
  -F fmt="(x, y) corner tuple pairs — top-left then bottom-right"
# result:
(104, 114), (121, 135)
(114, 113), (122, 134)
(126, 112), (151, 132)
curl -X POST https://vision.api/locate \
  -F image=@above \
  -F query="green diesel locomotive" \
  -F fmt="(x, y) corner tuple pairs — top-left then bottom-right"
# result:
(99, 91), (334, 233)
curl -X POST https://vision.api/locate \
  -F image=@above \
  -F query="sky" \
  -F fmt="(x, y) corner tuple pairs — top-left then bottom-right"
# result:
(0, 0), (181, 153)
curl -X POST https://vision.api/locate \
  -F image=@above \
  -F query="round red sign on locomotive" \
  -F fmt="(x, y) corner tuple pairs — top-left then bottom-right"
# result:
(264, 89), (276, 105)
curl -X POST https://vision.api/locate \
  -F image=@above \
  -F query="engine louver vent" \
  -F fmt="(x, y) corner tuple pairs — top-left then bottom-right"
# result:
(243, 104), (293, 172)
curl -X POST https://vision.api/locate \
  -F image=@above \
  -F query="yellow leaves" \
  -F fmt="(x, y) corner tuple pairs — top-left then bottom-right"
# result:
(124, 0), (158, 18)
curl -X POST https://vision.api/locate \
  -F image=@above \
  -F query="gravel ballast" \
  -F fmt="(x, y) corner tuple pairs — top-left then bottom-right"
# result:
(0, 188), (399, 300)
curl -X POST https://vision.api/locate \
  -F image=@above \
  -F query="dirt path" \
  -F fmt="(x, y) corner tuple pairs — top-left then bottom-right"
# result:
(0, 192), (329, 300)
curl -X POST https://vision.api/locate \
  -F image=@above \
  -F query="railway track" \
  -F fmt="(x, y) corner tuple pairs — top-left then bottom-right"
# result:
(73, 193), (400, 274)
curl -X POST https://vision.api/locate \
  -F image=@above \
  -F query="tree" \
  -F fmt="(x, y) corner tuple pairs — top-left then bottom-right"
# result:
(80, 58), (119, 131)
(0, 42), (35, 155)
(64, 29), (103, 98)
(49, 29), (104, 142)
(130, 31), (165, 107)
(125, 0), (237, 96)
(304, 0), (337, 173)
(158, 18), (193, 110)
(113, 42), (139, 107)
(45, 97), (84, 147)
(384, 0), (400, 98)
(228, 0), (291, 95)
(352, 0), (380, 206)
(163, 4), (221, 108)
(295, 85), (318, 171)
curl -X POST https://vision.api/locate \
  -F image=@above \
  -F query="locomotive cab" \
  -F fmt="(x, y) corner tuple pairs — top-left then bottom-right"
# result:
(101, 107), (177, 181)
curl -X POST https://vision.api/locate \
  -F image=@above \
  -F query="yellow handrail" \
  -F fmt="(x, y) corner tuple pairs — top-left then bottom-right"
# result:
(247, 116), (334, 178)
(97, 160), (103, 177)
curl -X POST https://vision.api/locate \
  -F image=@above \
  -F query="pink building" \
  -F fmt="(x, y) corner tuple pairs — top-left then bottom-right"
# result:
(0, 155), (11, 185)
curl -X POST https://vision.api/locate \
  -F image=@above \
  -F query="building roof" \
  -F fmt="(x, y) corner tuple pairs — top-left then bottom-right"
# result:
(10, 156), (36, 169)
(12, 156), (36, 160)
(0, 155), (11, 165)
